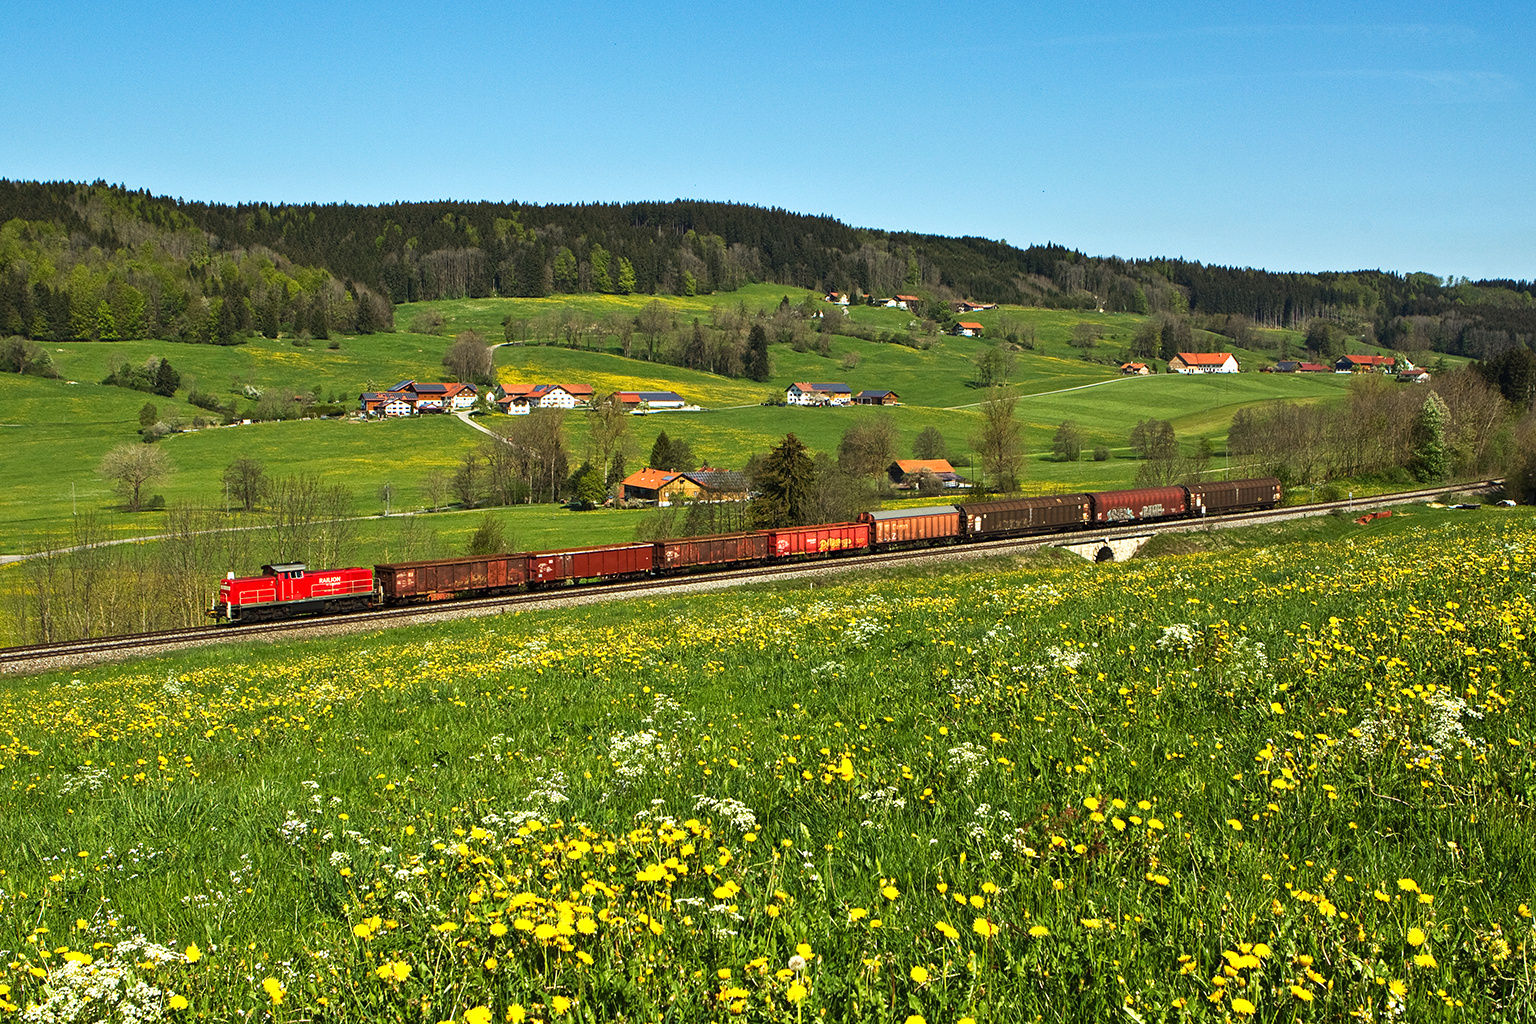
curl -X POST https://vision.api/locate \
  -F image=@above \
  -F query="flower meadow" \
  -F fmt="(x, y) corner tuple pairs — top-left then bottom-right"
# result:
(0, 513), (1533, 1023)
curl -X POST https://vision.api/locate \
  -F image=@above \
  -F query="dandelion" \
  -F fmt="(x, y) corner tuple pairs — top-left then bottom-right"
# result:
(377, 960), (411, 981)
(549, 995), (572, 1015)
(796, 942), (813, 960)
(1231, 996), (1256, 1015)
(787, 982), (808, 1003)
(465, 1007), (493, 1024)
(168, 994), (189, 1010)
(184, 943), (201, 963)
(1414, 952), (1438, 969)
(910, 965), (929, 984)
(1029, 925), (1050, 937)
(1289, 985), (1313, 1002)
(882, 885), (900, 900)
(936, 921), (960, 941)
(1407, 927), (1427, 947)
(973, 917), (999, 938)
(1388, 979), (1408, 997)
(262, 978), (285, 1005)
(1398, 878), (1420, 893)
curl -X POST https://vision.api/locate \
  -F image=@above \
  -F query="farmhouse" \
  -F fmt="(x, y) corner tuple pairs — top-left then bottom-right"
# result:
(1336, 354), (1397, 373)
(1168, 352), (1239, 374)
(1398, 368), (1431, 383)
(616, 390), (687, 411)
(954, 300), (998, 312)
(786, 382), (853, 406)
(501, 383), (593, 410)
(1119, 362), (1151, 375)
(883, 294), (921, 310)
(953, 321), (985, 337)
(620, 468), (751, 506)
(854, 389), (899, 405)
(359, 391), (415, 417)
(889, 459), (962, 488)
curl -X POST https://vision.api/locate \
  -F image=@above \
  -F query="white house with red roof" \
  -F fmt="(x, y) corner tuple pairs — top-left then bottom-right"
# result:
(786, 382), (853, 406)
(1168, 352), (1239, 374)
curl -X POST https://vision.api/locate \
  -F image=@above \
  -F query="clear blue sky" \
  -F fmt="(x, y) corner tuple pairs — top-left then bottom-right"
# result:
(4, 1), (1532, 281)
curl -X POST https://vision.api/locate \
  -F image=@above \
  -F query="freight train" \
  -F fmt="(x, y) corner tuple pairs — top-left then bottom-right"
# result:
(211, 478), (1281, 623)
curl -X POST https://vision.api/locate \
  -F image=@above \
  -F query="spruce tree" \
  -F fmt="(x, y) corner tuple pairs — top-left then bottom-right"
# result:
(153, 358), (180, 397)
(751, 433), (817, 527)
(745, 323), (771, 382)
(649, 432), (674, 471)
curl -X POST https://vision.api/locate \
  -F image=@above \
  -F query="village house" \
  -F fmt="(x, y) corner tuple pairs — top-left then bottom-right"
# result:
(1168, 352), (1239, 374)
(953, 321), (985, 337)
(1119, 362), (1151, 375)
(620, 467), (751, 506)
(888, 459), (962, 488)
(823, 291), (850, 305)
(854, 389), (899, 405)
(500, 383), (594, 410)
(883, 294), (922, 310)
(954, 300), (998, 313)
(786, 382), (853, 406)
(359, 391), (415, 417)
(616, 390), (687, 411)
(1336, 354), (1397, 373)
(1397, 367), (1431, 384)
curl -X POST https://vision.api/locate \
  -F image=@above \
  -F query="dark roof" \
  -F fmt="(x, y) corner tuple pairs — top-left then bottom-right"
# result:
(261, 563), (307, 574)
(684, 470), (751, 493)
(637, 391), (684, 402)
(856, 389), (896, 398)
(411, 383), (449, 394)
(388, 380), (415, 392)
(809, 382), (851, 393)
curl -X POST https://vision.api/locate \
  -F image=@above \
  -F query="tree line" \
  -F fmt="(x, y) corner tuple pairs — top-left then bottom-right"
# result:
(5, 180), (1532, 362)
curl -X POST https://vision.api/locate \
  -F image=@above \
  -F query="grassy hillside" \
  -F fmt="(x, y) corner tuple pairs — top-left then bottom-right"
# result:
(0, 509), (1529, 1021)
(0, 289), (1423, 557)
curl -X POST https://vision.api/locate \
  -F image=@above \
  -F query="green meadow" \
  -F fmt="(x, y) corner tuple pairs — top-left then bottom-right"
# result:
(0, 508), (1529, 1021)
(0, 288), (1419, 559)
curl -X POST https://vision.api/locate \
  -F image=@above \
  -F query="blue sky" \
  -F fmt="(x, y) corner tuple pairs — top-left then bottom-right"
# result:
(3, 1), (1531, 280)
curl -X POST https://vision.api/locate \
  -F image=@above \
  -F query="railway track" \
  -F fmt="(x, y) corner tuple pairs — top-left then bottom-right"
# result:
(0, 479), (1502, 675)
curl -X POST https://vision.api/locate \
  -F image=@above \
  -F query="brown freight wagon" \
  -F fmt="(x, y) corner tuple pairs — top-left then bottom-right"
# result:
(1089, 486), (1187, 524)
(861, 507), (962, 546)
(768, 522), (871, 558)
(375, 554), (527, 602)
(1185, 477), (1282, 514)
(957, 494), (1091, 537)
(527, 543), (654, 584)
(655, 531), (772, 571)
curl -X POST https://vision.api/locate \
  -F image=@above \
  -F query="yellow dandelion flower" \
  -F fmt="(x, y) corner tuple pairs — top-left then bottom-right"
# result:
(1289, 985), (1313, 1002)
(1231, 996), (1256, 1015)
(1407, 927), (1427, 947)
(549, 995), (572, 1015)
(1083, 797), (1100, 811)
(973, 917), (999, 938)
(465, 1007), (492, 1024)
(936, 921), (960, 941)
(261, 978), (285, 1006)
(168, 995), (189, 1011)
(1413, 953), (1437, 969)
(910, 966), (929, 984)
(1397, 878), (1420, 893)
(1226, 819), (1243, 831)
(787, 982), (808, 1004)
(1029, 925), (1050, 937)
(1388, 979), (1407, 997)
(882, 885), (900, 900)
(184, 944), (201, 964)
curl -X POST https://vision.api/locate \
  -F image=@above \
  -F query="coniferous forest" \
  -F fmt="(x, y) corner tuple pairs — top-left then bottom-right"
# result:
(1, 179), (1533, 359)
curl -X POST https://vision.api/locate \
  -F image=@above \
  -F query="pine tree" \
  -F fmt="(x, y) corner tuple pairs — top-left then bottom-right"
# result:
(308, 300), (329, 340)
(649, 432), (674, 471)
(745, 323), (771, 381)
(751, 433), (817, 527)
(153, 358), (180, 397)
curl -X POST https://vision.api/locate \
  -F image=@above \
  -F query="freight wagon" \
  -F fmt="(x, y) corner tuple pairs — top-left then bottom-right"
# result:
(1185, 477), (1283, 514)
(527, 543), (654, 584)
(1089, 486), (1187, 524)
(375, 553), (527, 603)
(654, 531), (772, 572)
(768, 522), (871, 558)
(958, 495), (1092, 537)
(861, 507), (962, 546)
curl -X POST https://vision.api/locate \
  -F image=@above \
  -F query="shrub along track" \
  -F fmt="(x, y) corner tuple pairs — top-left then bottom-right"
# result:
(0, 480), (1500, 675)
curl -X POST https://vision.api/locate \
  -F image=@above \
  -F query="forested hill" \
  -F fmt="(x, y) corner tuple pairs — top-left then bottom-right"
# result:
(1, 179), (1533, 356)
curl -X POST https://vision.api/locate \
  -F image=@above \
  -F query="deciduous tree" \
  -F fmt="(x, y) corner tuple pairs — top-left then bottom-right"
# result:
(442, 331), (495, 385)
(223, 456), (268, 511)
(969, 389), (1024, 493)
(99, 443), (171, 512)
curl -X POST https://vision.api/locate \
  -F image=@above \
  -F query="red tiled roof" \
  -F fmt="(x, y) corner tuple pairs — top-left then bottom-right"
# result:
(621, 468), (680, 491)
(957, 321), (984, 330)
(1344, 354), (1395, 366)
(1175, 352), (1235, 365)
(896, 459), (956, 475)
(895, 294), (921, 301)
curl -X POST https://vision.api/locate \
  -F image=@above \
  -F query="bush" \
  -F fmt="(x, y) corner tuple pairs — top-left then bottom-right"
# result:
(1093, 446), (1109, 462)
(327, 340), (341, 350)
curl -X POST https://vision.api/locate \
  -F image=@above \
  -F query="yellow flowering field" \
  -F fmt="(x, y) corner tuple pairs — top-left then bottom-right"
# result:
(0, 512), (1533, 1023)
